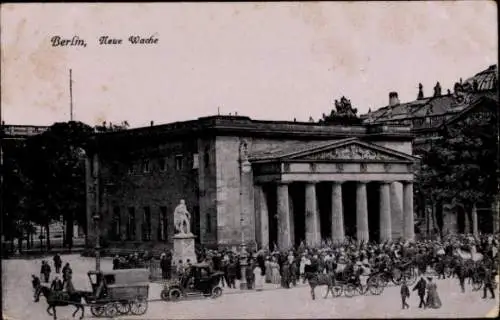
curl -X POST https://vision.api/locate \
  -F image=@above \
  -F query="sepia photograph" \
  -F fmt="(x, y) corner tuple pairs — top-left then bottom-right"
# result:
(1, 2), (498, 319)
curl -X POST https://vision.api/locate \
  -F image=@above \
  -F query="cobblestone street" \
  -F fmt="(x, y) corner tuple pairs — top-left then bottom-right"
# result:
(2, 255), (498, 319)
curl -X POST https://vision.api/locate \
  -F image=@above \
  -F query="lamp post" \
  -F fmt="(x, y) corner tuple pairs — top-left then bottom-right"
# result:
(238, 141), (252, 290)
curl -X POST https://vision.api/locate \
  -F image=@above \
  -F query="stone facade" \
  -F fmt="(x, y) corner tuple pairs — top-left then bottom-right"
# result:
(85, 116), (418, 250)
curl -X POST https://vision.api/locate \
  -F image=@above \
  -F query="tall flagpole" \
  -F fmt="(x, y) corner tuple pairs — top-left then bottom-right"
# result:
(69, 69), (73, 121)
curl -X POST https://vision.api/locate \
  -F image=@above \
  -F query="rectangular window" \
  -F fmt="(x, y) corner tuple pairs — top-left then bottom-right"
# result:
(159, 206), (167, 241)
(192, 153), (199, 169)
(127, 207), (136, 240)
(175, 155), (183, 170)
(205, 212), (211, 233)
(159, 158), (166, 171)
(113, 207), (121, 240)
(143, 207), (151, 241)
(142, 159), (150, 173)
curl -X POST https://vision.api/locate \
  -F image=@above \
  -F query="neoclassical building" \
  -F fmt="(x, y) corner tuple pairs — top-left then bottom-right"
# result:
(85, 116), (418, 251)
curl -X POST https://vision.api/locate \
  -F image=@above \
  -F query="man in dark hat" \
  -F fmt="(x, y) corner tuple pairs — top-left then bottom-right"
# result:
(412, 277), (427, 308)
(400, 279), (411, 309)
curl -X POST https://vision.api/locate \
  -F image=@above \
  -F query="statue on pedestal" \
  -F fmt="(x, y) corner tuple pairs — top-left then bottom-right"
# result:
(174, 199), (192, 235)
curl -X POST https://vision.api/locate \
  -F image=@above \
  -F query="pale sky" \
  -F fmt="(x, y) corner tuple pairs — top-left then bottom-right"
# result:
(1, 2), (497, 128)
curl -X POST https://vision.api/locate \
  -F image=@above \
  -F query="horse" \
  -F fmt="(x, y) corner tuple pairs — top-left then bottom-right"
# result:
(34, 285), (91, 320)
(304, 271), (337, 300)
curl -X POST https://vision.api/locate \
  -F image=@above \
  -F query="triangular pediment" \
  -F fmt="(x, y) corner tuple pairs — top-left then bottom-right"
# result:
(284, 138), (417, 162)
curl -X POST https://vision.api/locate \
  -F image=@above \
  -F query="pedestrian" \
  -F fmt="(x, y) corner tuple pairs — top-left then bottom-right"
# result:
(160, 253), (170, 280)
(246, 261), (255, 290)
(253, 263), (264, 291)
(400, 280), (410, 309)
(482, 265), (496, 299)
(62, 262), (71, 282)
(412, 277), (427, 308)
(41, 260), (51, 283)
(112, 255), (120, 270)
(425, 277), (442, 308)
(227, 258), (237, 289)
(53, 253), (62, 274)
(31, 274), (41, 293)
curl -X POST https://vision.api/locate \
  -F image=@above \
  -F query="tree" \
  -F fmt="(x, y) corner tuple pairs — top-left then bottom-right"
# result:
(416, 104), (497, 235)
(21, 121), (94, 249)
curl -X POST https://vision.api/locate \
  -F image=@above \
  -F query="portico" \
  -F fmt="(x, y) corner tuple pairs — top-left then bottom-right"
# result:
(250, 138), (418, 250)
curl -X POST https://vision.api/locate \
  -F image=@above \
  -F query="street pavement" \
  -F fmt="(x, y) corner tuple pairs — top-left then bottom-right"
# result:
(2, 254), (498, 319)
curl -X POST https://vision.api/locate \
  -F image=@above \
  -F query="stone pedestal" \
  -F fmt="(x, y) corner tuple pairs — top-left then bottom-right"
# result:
(172, 233), (197, 265)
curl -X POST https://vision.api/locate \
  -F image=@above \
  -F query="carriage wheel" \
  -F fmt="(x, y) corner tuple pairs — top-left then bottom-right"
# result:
(169, 288), (182, 302)
(116, 301), (131, 315)
(130, 296), (148, 315)
(332, 285), (343, 297)
(90, 305), (105, 317)
(212, 286), (223, 299)
(344, 284), (356, 298)
(160, 289), (170, 301)
(104, 303), (118, 318)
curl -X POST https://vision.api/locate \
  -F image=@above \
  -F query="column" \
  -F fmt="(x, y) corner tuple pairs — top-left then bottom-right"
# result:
(331, 182), (345, 243)
(277, 183), (292, 250)
(356, 182), (369, 242)
(471, 204), (478, 236)
(305, 182), (321, 247)
(255, 184), (269, 250)
(379, 182), (392, 242)
(402, 182), (415, 241)
(288, 192), (295, 247)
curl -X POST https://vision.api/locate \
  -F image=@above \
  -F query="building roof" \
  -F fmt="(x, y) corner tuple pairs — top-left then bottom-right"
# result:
(364, 64), (498, 129)
(463, 64), (498, 92)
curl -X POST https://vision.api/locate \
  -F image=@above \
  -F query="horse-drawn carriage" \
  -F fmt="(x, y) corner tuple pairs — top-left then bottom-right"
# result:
(86, 269), (150, 318)
(160, 262), (224, 301)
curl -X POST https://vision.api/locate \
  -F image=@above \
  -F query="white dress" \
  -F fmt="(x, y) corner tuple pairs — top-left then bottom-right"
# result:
(253, 267), (264, 290)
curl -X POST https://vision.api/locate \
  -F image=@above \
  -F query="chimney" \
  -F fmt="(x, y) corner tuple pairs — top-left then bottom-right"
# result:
(150, 121), (154, 127)
(388, 92), (400, 106)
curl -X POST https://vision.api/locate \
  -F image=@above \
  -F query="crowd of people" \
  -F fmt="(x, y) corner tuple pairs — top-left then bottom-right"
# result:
(151, 233), (498, 307)
(31, 233), (498, 309)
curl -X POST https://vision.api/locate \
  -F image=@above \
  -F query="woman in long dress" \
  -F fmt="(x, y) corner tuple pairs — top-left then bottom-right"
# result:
(265, 257), (272, 283)
(253, 265), (264, 291)
(425, 277), (442, 309)
(270, 258), (281, 286)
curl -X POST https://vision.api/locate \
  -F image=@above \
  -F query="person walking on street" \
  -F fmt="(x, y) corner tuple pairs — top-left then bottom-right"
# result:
(41, 261), (51, 283)
(31, 275), (41, 293)
(482, 265), (496, 299)
(413, 277), (427, 308)
(53, 253), (62, 274)
(400, 280), (410, 309)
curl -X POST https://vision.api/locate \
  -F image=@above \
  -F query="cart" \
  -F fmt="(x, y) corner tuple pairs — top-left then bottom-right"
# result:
(86, 269), (150, 318)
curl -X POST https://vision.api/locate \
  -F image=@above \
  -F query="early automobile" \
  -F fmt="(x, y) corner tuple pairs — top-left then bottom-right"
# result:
(86, 269), (150, 317)
(161, 262), (224, 301)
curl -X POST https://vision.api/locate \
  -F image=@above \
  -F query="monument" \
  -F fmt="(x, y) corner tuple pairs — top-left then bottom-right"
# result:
(172, 199), (197, 265)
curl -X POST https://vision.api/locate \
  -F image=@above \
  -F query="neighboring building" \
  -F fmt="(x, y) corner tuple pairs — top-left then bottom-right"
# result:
(362, 65), (499, 235)
(85, 115), (419, 251)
